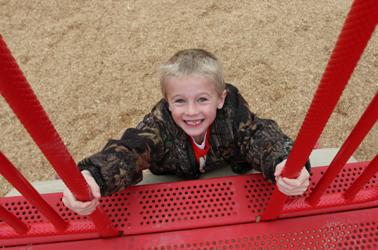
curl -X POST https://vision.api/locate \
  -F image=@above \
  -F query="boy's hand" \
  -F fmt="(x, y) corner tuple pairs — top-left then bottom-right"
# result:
(62, 170), (101, 215)
(274, 159), (310, 196)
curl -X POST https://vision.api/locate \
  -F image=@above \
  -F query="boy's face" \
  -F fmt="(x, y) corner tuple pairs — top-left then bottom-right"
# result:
(165, 75), (227, 143)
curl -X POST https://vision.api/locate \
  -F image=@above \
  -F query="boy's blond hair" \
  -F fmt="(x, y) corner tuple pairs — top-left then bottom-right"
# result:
(160, 49), (225, 97)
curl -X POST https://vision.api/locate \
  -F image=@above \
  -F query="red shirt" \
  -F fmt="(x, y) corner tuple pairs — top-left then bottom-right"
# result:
(189, 127), (211, 173)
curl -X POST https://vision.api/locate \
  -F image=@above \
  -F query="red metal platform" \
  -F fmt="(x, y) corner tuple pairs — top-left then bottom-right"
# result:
(2, 162), (378, 248)
(8, 206), (378, 250)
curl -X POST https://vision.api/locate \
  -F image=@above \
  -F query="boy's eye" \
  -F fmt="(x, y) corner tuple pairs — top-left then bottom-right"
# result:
(198, 97), (208, 102)
(174, 99), (185, 104)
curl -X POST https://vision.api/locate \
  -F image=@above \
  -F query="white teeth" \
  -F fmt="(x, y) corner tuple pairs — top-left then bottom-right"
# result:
(186, 120), (202, 125)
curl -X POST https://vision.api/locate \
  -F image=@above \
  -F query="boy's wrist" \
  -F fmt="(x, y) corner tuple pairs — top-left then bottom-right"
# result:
(81, 170), (92, 176)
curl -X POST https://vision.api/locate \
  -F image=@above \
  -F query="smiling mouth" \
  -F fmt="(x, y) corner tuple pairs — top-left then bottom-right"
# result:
(184, 119), (204, 126)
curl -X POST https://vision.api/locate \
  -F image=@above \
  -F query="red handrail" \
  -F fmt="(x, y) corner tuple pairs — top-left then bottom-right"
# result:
(307, 92), (378, 206)
(261, 0), (378, 220)
(0, 36), (119, 237)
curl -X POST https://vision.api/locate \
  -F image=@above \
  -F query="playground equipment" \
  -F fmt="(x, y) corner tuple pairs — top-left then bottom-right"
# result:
(0, 0), (377, 248)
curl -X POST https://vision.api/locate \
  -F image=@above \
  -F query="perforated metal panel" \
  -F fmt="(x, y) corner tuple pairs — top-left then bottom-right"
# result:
(137, 181), (237, 226)
(1, 162), (378, 247)
(3, 200), (43, 224)
(8, 206), (378, 250)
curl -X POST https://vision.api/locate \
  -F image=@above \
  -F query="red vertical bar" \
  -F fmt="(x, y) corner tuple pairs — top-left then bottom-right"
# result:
(260, 0), (378, 220)
(0, 205), (29, 234)
(0, 152), (68, 231)
(344, 155), (378, 200)
(0, 36), (119, 237)
(307, 92), (378, 206)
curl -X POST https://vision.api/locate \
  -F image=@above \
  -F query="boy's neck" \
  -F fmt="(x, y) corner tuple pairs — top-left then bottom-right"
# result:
(192, 126), (211, 144)
(193, 135), (205, 144)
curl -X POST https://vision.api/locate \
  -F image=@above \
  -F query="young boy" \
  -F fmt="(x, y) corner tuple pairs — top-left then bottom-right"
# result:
(63, 49), (310, 215)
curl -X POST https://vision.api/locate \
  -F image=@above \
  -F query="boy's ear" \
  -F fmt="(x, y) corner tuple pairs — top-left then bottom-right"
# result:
(217, 90), (228, 109)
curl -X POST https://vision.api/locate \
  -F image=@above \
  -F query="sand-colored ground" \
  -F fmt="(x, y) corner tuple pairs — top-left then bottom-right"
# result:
(0, 0), (377, 196)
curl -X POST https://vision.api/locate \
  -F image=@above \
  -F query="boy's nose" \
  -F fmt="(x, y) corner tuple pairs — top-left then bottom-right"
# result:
(186, 102), (198, 115)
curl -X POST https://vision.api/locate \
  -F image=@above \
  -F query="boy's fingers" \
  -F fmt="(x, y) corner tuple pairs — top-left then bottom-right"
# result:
(281, 168), (310, 185)
(274, 164), (283, 177)
(64, 195), (90, 209)
(303, 179), (310, 189)
(297, 168), (310, 183)
(282, 177), (310, 190)
(91, 182), (101, 199)
(63, 188), (84, 207)
(86, 177), (101, 198)
(276, 177), (293, 192)
(62, 188), (99, 215)
(281, 177), (301, 187)
(277, 185), (305, 196)
(276, 176), (310, 196)
(61, 170), (101, 216)
(62, 187), (73, 201)
(274, 161), (286, 177)
(274, 159), (287, 177)
(77, 200), (99, 215)
(62, 196), (98, 215)
(62, 188), (77, 208)
(82, 171), (101, 199)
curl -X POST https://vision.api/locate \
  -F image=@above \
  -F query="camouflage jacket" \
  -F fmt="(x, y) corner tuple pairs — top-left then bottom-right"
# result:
(79, 84), (309, 196)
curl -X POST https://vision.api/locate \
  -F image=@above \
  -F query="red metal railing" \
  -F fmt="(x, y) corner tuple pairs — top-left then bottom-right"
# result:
(0, 152), (68, 232)
(0, 35), (119, 237)
(307, 92), (378, 206)
(344, 154), (378, 200)
(260, 0), (378, 220)
(0, 205), (29, 235)
(0, 0), (377, 246)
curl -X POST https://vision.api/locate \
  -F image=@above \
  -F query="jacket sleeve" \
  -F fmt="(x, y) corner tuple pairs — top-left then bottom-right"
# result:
(78, 111), (168, 196)
(231, 88), (310, 182)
